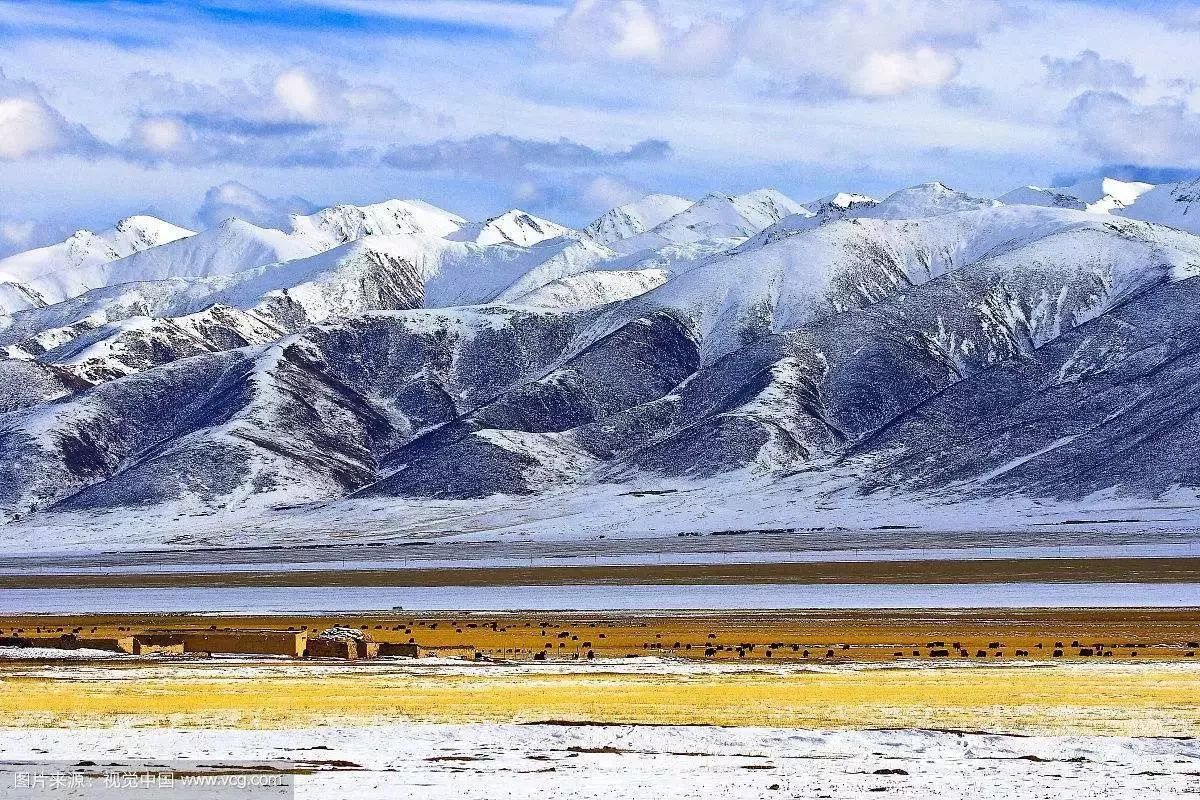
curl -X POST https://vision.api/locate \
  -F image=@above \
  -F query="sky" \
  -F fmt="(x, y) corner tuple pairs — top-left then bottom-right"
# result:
(1, 0), (1199, 254)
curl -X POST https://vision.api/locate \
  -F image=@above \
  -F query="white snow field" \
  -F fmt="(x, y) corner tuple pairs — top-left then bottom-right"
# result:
(0, 723), (1196, 799)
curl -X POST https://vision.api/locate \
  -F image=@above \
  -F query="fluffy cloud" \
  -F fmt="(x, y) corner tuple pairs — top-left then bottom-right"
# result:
(1062, 91), (1200, 167)
(0, 70), (101, 161)
(269, 66), (425, 124)
(119, 111), (372, 167)
(550, 0), (664, 63)
(546, 0), (1013, 96)
(194, 180), (317, 230)
(545, 0), (733, 74)
(739, 0), (1012, 97)
(386, 134), (670, 221)
(383, 134), (671, 176)
(112, 65), (440, 168)
(578, 174), (645, 210)
(514, 172), (647, 217)
(848, 47), (960, 96)
(272, 69), (323, 120)
(129, 65), (424, 127)
(1043, 50), (1145, 92)
(0, 216), (72, 257)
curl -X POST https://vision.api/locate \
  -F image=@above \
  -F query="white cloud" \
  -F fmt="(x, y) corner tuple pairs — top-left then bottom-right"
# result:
(269, 66), (424, 124)
(548, 0), (663, 63)
(0, 215), (72, 257)
(545, 0), (733, 75)
(130, 115), (189, 154)
(129, 64), (431, 128)
(665, 21), (734, 75)
(547, 0), (1009, 94)
(194, 180), (317, 229)
(0, 97), (68, 159)
(383, 134), (671, 176)
(0, 218), (36, 248)
(117, 111), (373, 168)
(273, 69), (324, 121)
(0, 71), (100, 160)
(2, 0), (1196, 231)
(580, 173), (644, 210)
(739, 0), (1011, 98)
(850, 48), (960, 96)
(112, 64), (432, 168)
(1043, 50), (1145, 92)
(1062, 90), (1200, 167)
(607, 1), (664, 61)
(513, 171), (649, 219)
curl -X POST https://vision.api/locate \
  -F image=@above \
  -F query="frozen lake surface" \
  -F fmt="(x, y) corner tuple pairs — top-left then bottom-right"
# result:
(6, 541), (1200, 576)
(2, 581), (1197, 613)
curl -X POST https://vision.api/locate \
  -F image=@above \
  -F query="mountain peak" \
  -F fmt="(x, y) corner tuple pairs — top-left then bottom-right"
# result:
(629, 188), (804, 246)
(804, 192), (877, 213)
(109, 215), (195, 248)
(734, 188), (808, 219)
(1055, 176), (1155, 213)
(827, 192), (875, 209)
(584, 194), (692, 245)
(1100, 176), (1155, 196)
(446, 209), (571, 247)
(290, 198), (465, 247)
(871, 182), (997, 219)
(0, 214), (195, 309)
(998, 185), (1088, 210)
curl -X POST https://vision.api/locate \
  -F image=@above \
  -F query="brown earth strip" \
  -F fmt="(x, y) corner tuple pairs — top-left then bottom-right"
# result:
(3, 555), (1200, 589)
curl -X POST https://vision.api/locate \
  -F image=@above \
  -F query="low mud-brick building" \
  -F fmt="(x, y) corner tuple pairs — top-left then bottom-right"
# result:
(305, 627), (386, 659)
(0, 634), (135, 653)
(378, 642), (421, 658)
(149, 629), (308, 657)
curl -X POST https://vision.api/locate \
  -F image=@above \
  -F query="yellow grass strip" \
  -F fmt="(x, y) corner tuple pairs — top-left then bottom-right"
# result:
(0, 663), (1196, 737)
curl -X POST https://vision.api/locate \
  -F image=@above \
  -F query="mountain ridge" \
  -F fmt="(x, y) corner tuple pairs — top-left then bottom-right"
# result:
(5, 175), (1200, 548)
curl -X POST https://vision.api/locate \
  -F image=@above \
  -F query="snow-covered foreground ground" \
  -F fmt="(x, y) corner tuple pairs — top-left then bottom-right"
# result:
(8, 476), (1200, 556)
(0, 723), (1197, 799)
(1, 657), (1196, 796)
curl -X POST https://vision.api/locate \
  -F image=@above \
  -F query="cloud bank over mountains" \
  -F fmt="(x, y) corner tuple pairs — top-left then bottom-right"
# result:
(1, 0), (1199, 247)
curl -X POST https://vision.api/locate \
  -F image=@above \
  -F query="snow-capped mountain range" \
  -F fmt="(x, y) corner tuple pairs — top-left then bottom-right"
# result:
(4, 174), (1200, 547)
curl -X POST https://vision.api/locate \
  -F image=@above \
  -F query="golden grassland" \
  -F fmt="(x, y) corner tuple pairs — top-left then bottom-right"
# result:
(0, 610), (1198, 736)
(0, 659), (1197, 736)
(5, 556), (1200, 588)
(4, 608), (1199, 663)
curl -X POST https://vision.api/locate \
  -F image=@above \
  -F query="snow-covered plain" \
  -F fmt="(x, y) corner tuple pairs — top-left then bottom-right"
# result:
(6, 469), (1200, 558)
(0, 723), (1197, 799)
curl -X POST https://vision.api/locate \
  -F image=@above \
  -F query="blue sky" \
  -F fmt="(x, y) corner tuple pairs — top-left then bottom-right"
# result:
(1, 0), (1199, 252)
